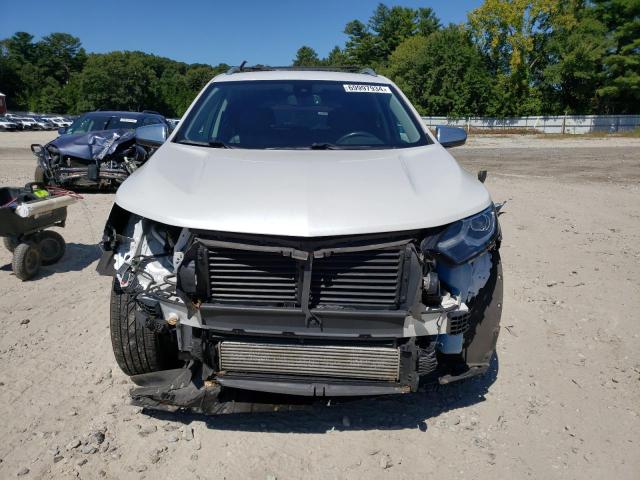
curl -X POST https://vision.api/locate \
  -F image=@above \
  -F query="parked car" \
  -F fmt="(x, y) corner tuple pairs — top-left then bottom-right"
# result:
(166, 118), (181, 129)
(12, 117), (40, 130)
(59, 111), (167, 136)
(29, 117), (52, 130)
(97, 67), (503, 411)
(0, 117), (19, 131)
(31, 111), (170, 189)
(46, 117), (72, 128)
(33, 116), (58, 130)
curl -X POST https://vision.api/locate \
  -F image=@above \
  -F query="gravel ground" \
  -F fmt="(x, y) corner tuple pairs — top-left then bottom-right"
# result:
(0, 131), (638, 479)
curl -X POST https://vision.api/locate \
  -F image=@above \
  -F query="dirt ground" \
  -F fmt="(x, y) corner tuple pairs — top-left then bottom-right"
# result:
(0, 131), (638, 479)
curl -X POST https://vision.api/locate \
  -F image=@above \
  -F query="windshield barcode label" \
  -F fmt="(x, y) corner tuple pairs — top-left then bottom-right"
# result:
(343, 84), (392, 94)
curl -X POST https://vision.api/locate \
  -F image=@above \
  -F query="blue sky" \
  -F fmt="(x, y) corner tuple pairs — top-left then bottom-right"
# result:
(1, 0), (483, 66)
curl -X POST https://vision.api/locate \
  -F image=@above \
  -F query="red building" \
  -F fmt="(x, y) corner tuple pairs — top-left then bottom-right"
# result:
(0, 92), (6, 115)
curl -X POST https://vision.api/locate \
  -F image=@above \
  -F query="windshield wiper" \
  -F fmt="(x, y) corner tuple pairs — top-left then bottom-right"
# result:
(208, 141), (233, 149)
(310, 142), (341, 150)
(174, 140), (234, 148)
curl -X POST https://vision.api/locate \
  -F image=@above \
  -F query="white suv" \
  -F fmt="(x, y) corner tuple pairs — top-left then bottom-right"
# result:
(98, 67), (503, 410)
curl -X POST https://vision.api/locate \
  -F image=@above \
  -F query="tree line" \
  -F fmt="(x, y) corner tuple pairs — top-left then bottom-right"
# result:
(0, 32), (229, 117)
(1, 1), (638, 117)
(295, 0), (638, 116)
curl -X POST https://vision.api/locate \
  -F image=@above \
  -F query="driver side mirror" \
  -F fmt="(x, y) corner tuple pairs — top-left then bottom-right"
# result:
(136, 124), (168, 148)
(435, 125), (467, 148)
(57, 127), (67, 135)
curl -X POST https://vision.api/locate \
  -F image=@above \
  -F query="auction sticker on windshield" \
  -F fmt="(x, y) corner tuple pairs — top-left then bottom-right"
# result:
(343, 84), (392, 94)
(120, 118), (137, 123)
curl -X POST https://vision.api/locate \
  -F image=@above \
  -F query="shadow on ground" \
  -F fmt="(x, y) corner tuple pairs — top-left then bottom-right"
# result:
(144, 355), (499, 433)
(1, 242), (102, 278)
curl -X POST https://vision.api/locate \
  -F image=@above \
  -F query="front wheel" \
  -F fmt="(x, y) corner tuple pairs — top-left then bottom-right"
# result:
(110, 280), (179, 376)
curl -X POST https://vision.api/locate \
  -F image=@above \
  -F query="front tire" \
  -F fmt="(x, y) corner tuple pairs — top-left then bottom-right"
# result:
(110, 280), (178, 376)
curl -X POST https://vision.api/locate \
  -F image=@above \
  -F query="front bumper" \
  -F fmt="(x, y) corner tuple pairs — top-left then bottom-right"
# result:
(51, 166), (128, 184)
(103, 217), (502, 407)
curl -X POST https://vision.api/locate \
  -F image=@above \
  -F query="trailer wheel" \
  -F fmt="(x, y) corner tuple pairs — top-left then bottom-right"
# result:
(3, 236), (19, 253)
(37, 230), (66, 265)
(12, 242), (41, 281)
(110, 279), (179, 377)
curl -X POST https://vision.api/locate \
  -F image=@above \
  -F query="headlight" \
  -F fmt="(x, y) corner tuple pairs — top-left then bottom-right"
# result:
(434, 206), (497, 263)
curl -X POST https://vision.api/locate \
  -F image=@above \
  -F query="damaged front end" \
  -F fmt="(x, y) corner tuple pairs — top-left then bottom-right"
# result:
(31, 129), (151, 189)
(97, 204), (502, 412)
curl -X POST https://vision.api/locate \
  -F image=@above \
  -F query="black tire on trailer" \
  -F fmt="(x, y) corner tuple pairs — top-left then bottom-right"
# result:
(3, 236), (19, 253)
(37, 230), (66, 265)
(12, 242), (41, 281)
(110, 279), (179, 377)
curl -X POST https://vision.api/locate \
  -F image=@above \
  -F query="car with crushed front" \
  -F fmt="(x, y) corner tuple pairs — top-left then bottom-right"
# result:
(97, 66), (503, 411)
(31, 111), (169, 189)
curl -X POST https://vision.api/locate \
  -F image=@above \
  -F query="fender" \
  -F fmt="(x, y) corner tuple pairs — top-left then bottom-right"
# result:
(95, 203), (134, 276)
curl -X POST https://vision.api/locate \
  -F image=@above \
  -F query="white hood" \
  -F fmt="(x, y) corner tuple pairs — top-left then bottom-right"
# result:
(115, 142), (491, 237)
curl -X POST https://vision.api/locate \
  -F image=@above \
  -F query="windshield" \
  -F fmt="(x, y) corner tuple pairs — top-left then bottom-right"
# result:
(67, 115), (140, 134)
(174, 80), (430, 149)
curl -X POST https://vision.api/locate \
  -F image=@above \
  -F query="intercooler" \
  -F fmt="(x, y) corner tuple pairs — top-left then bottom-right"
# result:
(218, 341), (401, 381)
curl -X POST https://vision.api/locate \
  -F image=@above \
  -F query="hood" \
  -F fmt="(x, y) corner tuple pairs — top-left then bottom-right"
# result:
(115, 142), (491, 237)
(48, 129), (135, 161)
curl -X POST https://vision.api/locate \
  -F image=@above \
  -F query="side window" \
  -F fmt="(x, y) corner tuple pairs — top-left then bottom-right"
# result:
(67, 116), (92, 134)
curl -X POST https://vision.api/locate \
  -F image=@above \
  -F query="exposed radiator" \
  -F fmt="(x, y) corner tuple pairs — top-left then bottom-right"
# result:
(218, 341), (401, 381)
(311, 248), (403, 309)
(208, 247), (299, 307)
(206, 243), (406, 310)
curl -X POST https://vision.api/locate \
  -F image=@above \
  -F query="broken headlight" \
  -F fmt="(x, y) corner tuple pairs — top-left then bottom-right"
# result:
(435, 205), (497, 264)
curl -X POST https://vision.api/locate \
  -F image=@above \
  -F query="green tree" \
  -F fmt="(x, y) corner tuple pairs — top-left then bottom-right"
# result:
(343, 4), (441, 67)
(1, 32), (36, 63)
(324, 46), (349, 66)
(293, 46), (322, 66)
(593, 0), (640, 112)
(468, 0), (563, 114)
(0, 45), (21, 109)
(36, 33), (86, 85)
(73, 52), (159, 112)
(539, 3), (610, 114)
(384, 26), (494, 116)
(416, 8), (442, 36)
(343, 19), (378, 66)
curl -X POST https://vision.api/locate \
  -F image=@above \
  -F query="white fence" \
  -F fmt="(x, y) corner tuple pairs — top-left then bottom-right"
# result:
(421, 115), (640, 134)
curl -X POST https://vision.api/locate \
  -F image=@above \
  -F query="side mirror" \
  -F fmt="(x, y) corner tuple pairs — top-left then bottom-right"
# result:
(136, 124), (168, 148)
(435, 125), (466, 148)
(57, 127), (67, 135)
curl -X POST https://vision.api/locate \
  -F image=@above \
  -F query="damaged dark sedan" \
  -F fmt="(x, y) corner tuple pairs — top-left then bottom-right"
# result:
(97, 67), (503, 412)
(31, 111), (168, 189)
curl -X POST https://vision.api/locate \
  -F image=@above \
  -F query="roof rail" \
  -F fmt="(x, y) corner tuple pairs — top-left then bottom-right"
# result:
(225, 64), (377, 76)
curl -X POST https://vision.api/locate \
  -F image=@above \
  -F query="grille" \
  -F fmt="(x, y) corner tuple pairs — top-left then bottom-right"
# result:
(219, 341), (400, 381)
(448, 312), (470, 335)
(311, 248), (403, 309)
(208, 247), (299, 306)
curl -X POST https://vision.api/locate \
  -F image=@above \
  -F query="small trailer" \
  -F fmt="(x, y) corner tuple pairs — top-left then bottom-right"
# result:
(0, 184), (78, 280)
